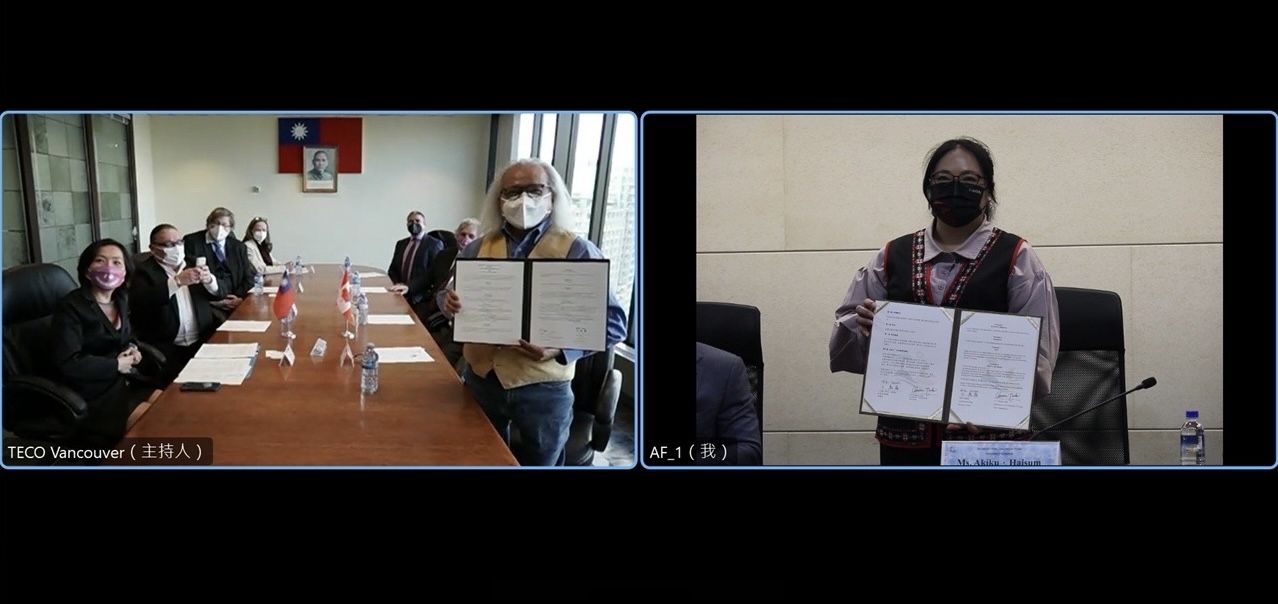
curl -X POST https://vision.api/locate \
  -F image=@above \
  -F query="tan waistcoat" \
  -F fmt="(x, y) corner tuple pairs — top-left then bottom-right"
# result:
(462, 226), (578, 389)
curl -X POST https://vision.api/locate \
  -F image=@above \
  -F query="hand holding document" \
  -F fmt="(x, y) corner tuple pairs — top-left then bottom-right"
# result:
(860, 301), (1042, 431)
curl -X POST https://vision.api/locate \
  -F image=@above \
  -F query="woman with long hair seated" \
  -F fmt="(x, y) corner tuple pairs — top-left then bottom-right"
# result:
(242, 216), (290, 275)
(50, 238), (158, 448)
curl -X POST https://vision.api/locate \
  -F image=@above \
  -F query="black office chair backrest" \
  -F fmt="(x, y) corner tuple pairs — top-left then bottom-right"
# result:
(2, 263), (78, 381)
(1030, 287), (1130, 465)
(427, 229), (457, 249)
(567, 346), (621, 462)
(695, 301), (763, 430)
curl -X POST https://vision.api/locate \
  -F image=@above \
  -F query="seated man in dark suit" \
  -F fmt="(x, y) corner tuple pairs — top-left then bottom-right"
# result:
(696, 342), (762, 465)
(182, 207), (257, 323)
(387, 210), (445, 323)
(130, 224), (220, 384)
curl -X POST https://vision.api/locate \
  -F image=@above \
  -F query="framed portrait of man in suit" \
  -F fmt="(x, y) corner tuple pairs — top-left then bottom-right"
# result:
(302, 145), (338, 192)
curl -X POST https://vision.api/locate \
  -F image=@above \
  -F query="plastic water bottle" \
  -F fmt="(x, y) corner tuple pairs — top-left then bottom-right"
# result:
(253, 273), (263, 296)
(361, 344), (379, 394)
(1180, 410), (1205, 465)
(350, 271), (362, 299)
(292, 256), (303, 274)
(356, 293), (369, 326)
(343, 255), (352, 274)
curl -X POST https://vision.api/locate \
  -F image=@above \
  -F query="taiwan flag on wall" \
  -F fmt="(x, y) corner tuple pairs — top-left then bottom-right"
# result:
(278, 117), (363, 173)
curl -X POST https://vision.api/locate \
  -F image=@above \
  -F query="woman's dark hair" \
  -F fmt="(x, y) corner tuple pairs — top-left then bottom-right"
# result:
(923, 137), (998, 220)
(243, 217), (273, 257)
(76, 238), (134, 291)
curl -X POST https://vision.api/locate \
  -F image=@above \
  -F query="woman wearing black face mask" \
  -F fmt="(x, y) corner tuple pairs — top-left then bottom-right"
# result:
(828, 137), (1061, 466)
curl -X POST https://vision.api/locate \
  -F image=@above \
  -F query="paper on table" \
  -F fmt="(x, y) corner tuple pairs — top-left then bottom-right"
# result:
(218, 320), (272, 333)
(194, 343), (261, 359)
(528, 260), (609, 351)
(357, 272), (385, 278)
(373, 346), (435, 363)
(366, 314), (416, 325)
(174, 357), (255, 385)
(265, 350), (284, 360)
(358, 286), (389, 294)
(452, 260), (524, 345)
(260, 286), (279, 294)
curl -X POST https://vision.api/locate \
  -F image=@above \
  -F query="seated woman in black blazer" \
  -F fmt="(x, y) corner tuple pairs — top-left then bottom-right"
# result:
(50, 238), (157, 447)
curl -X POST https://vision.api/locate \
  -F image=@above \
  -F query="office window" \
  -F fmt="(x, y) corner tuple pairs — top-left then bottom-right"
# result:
(538, 114), (557, 160)
(92, 114), (137, 251)
(30, 114), (95, 276)
(599, 113), (636, 327)
(516, 113), (535, 159)
(3, 113), (140, 270)
(567, 113), (604, 239)
(3, 114), (30, 268)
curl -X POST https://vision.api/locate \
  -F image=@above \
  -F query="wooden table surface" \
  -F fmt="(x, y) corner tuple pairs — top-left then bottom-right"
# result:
(115, 264), (518, 466)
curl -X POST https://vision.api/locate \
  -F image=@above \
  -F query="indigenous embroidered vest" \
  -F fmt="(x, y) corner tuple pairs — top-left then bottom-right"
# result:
(462, 226), (578, 389)
(876, 227), (1027, 448)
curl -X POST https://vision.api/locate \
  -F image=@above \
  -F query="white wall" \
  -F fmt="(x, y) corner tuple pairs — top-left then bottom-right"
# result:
(137, 114), (492, 270)
(695, 114), (1224, 466)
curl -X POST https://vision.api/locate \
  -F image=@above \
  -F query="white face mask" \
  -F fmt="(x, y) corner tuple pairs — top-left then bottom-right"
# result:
(501, 193), (552, 230)
(209, 225), (229, 242)
(161, 246), (184, 267)
(253, 230), (267, 243)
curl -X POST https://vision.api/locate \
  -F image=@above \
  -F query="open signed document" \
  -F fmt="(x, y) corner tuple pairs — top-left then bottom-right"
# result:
(453, 258), (610, 351)
(860, 301), (1041, 431)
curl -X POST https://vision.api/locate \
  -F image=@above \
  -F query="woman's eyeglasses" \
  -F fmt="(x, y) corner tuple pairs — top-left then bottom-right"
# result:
(929, 171), (985, 186)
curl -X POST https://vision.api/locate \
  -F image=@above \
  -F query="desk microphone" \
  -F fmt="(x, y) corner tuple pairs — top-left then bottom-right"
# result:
(1030, 377), (1156, 440)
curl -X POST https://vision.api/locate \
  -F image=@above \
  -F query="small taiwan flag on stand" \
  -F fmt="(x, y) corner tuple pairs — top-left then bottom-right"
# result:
(274, 272), (297, 320)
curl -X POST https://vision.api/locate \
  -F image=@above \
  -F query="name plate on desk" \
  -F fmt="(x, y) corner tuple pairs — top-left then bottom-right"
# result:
(940, 441), (1061, 466)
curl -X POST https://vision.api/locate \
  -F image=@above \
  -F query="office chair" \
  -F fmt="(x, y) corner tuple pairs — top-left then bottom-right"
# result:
(427, 229), (457, 249)
(1030, 287), (1130, 465)
(695, 301), (764, 432)
(2, 263), (167, 450)
(507, 346), (623, 466)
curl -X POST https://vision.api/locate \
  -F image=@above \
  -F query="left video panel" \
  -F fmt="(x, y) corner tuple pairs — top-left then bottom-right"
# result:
(0, 111), (639, 469)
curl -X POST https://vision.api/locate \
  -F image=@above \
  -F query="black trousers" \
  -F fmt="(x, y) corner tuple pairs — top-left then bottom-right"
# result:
(879, 444), (942, 466)
(76, 379), (155, 452)
(154, 340), (202, 387)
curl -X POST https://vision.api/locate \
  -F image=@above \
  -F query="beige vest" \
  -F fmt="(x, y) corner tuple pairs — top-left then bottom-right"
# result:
(463, 226), (578, 389)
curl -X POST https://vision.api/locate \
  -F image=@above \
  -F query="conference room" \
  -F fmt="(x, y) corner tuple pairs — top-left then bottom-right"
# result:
(1, 111), (639, 468)
(682, 112), (1271, 467)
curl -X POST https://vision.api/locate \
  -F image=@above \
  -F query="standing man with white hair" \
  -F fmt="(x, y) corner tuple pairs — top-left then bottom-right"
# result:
(437, 159), (628, 466)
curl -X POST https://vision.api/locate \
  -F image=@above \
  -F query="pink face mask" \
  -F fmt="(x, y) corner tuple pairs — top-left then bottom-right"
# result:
(88, 266), (125, 291)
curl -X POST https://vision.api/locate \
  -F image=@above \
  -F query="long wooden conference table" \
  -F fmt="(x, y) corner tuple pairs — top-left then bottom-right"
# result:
(114, 264), (519, 466)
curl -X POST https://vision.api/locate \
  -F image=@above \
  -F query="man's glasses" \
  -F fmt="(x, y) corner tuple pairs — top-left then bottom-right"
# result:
(929, 171), (985, 186)
(151, 241), (182, 249)
(500, 184), (552, 201)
